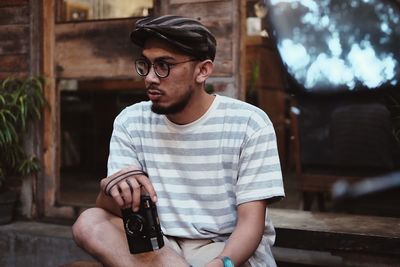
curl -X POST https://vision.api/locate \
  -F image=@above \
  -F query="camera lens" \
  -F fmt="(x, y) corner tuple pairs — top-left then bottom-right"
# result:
(125, 214), (144, 235)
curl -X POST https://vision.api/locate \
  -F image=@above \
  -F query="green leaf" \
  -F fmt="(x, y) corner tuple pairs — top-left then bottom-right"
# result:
(0, 76), (46, 181)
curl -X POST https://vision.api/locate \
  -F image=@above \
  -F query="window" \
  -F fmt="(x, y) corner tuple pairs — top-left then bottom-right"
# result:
(57, 0), (154, 22)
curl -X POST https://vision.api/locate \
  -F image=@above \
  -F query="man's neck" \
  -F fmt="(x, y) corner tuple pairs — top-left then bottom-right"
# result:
(166, 93), (215, 125)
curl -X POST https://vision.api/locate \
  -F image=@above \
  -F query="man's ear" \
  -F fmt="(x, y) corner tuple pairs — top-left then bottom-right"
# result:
(195, 60), (214, 83)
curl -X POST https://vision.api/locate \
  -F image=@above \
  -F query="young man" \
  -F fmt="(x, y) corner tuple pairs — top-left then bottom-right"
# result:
(72, 15), (285, 267)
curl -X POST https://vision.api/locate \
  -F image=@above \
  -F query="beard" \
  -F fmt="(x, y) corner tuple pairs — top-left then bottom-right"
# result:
(151, 86), (193, 115)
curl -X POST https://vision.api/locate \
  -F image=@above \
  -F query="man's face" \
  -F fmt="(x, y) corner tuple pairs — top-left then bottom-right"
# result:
(140, 38), (198, 115)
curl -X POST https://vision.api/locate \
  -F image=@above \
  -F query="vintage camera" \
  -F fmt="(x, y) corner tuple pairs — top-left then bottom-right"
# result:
(121, 195), (164, 254)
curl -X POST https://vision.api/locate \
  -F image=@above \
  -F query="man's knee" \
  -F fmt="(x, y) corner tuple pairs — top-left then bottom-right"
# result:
(72, 208), (104, 249)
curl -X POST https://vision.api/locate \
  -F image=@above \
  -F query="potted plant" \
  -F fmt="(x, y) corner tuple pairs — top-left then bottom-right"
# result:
(0, 77), (45, 224)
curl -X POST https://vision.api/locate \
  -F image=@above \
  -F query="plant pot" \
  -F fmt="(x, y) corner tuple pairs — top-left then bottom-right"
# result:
(0, 191), (17, 224)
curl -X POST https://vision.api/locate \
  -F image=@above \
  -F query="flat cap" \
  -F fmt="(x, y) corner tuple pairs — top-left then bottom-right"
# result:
(130, 15), (217, 61)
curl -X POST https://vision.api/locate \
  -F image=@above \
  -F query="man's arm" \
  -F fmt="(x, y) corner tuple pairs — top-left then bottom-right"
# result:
(96, 166), (158, 217)
(206, 200), (267, 267)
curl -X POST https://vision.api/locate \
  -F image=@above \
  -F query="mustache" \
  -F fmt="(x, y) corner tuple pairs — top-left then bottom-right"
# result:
(146, 86), (164, 94)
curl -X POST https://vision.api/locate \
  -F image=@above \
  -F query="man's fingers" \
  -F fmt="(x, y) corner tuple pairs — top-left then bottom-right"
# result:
(105, 171), (156, 210)
(125, 179), (134, 194)
(109, 187), (124, 207)
(128, 178), (142, 211)
(135, 175), (157, 203)
(118, 181), (132, 208)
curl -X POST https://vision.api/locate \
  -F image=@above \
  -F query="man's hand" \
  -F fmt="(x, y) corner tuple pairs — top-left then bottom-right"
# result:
(99, 166), (157, 211)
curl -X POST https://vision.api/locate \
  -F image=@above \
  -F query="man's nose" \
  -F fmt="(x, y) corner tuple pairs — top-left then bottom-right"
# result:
(145, 65), (160, 83)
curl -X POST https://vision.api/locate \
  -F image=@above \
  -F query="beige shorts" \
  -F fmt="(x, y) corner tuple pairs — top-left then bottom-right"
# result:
(164, 235), (251, 267)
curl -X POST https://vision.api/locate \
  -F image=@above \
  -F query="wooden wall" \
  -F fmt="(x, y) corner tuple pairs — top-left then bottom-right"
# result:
(54, 0), (242, 98)
(55, 18), (142, 80)
(0, 0), (31, 80)
(163, 0), (242, 98)
(2, 0), (243, 220)
(165, 0), (235, 77)
(246, 36), (288, 168)
(0, 0), (44, 219)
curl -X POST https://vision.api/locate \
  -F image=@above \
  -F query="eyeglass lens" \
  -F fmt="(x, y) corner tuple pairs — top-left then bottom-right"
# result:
(135, 59), (169, 78)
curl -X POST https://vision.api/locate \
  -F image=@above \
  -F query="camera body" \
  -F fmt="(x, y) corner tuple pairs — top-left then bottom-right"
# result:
(121, 195), (164, 254)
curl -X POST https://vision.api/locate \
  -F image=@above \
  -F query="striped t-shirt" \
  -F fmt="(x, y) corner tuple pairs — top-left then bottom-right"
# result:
(108, 95), (285, 267)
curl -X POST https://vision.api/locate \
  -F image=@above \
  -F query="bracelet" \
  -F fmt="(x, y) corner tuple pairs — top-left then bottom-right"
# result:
(216, 256), (234, 267)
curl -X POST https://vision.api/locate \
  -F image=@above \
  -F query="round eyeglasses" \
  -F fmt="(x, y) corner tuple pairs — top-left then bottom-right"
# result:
(135, 58), (197, 78)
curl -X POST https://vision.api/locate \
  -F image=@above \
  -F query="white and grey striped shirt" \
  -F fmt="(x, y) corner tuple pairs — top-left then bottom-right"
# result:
(108, 95), (285, 267)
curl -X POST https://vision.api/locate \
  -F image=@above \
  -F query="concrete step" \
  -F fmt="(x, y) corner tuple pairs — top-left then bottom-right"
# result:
(60, 261), (101, 267)
(0, 221), (96, 267)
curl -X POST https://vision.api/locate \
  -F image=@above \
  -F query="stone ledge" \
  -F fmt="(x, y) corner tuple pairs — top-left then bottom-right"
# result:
(0, 221), (95, 267)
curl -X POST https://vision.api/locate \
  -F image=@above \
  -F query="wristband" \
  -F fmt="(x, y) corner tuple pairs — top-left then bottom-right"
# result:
(217, 256), (234, 267)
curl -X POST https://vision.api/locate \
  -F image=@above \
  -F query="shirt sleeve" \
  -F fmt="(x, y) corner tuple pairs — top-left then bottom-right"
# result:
(236, 123), (285, 205)
(107, 110), (142, 176)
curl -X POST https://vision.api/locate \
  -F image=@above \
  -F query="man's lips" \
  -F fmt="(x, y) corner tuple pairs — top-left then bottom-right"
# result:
(147, 89), (163, 101)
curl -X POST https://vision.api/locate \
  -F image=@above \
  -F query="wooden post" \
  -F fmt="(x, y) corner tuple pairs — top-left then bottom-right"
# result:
(40, 0), (74, 219)
(238, 0), (246, 101)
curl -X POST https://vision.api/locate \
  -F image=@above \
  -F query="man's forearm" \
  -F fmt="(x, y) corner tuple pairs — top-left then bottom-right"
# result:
(213, 200), (267, 266)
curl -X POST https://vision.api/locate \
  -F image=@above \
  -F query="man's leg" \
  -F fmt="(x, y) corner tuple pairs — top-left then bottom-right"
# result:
(72, 208), (189, 267)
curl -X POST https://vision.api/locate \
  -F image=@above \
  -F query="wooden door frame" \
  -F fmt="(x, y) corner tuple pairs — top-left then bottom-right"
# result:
(37, 0), (166, 220)
(39, 0), (76, 219)
(239, 0), (247, 101)
(36, 0), (245, 220)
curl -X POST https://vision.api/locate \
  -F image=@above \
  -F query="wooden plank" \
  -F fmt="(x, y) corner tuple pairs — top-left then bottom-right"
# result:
(167, 3), (233, 46)
(55, 17), (232, 79)
(273, 246), (400, 267)
(258, 90), (287, 124)
(171, 2), (232, 23)
(0, 54), (28, 72)
(42, 0), (57, 211)
(270, 209), (400, 256)
(207, 25), (233, 65)
(170, 0), (222, 4)
(207, 79), (234, 94)
(239, 0), (247, 101)
(0, 25), (29, 54)
(0, 71), (28, 80)
(257, 89), (288, 166)
(246, 40), (285, 90)
(29, 0), (41, 76)
(212, 59), (233, 76)
(55, 18), (142, 79)
(0, 6), (29, 25)
(232, 0), (242, 100)
(78, 79), (145, 91)
(0, 0), (28, 8)
(272, 208), (400, 237)
(169, 1), (234, 76)
(40, 0), (75, 219)
(246, 35), (275, 48)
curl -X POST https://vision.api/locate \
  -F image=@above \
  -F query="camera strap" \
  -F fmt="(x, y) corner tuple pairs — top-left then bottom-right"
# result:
(103, 168), (148, 196)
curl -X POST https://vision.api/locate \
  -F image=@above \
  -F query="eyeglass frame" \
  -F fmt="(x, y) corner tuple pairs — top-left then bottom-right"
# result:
(134, 58), (198, 78)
